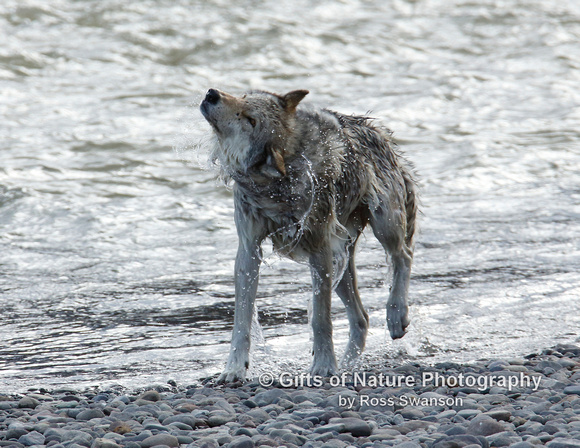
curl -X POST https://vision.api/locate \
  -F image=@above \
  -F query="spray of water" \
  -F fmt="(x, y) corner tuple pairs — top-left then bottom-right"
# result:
(173, 97), (217, 171)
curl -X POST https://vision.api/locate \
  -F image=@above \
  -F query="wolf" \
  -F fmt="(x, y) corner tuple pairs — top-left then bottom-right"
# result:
(200, 88), (417, 383)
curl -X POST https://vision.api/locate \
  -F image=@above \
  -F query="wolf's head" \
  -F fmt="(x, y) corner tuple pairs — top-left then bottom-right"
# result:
(200, 89), (308, 179)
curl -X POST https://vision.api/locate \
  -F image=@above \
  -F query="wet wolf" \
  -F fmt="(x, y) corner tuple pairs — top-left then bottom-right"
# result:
(200, 88), (417, 383)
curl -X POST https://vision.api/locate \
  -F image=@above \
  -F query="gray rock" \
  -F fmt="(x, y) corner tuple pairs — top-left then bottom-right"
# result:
(213, 398), (236, 414)
(245, 408), (271, 424)
(313, 423), (346, 434)
(139, 390), (161, 402)
(6, 423), (29, 440)
(217, 435), (233, 446)
(18, 431), (45, 446)
(76, 409), (105, 421)
(102, 433), (125, 443)
(433, 435), (487, 448)
(251, 435), (277, 447)
(368, 429), (400, 441)
(484, 410), (512, 422)
(458, 409), (482, 419)
(27, 393), (53, 401)
(207, 412), (235, 427)
(226, 435), (255, 448)
(253, 389), (290, 406)
(395, 443), (422, 448)
(124, 443), (141, 448)
(445, 426), (467, 435)
(196, 438), (219, 448)
(543, 423), (561, 435)
(399, 407), (425, 420)
(467, 415), (504, 436)
(148, 424), (174, 434)
(18, 397), (41, 409)
(547, 440), (580, 448)
(333, 417), (372, 437)
(488, 361), (510, 372)
(141, 434), (179, 448)
(557, 357), (578, 369)
(161, 414), (199, 429)
(320, 440), (347, 448)
(176, 435), (195, 445)
(282, 433), (307, 445)
(392, 414), (405, 425)
(234, 428), (258, 437)
(509, 443), (534, 448)
(486, 431), (520, 447)
(108, 421), (132, 434)
(91, 438), (122, 448)
(32, 422), (50, 434)
(437, 411), (458, 422)
(62, 430), (94, 447)
(563, 385), (580, 395)
(44, 427), (65, 442)
(538, 361), (564, 371)
(269, 428), (292, 438)
(0, 401), (17, 410)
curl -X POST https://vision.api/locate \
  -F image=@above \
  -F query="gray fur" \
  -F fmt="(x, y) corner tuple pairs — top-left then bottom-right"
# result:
(200, 88), (418, 382)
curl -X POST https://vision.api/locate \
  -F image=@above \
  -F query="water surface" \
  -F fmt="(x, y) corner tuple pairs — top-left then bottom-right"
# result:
(1, 0), (579, 393)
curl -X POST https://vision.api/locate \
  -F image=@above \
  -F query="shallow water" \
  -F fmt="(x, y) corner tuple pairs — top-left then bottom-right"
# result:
(1, 0), (579, 393)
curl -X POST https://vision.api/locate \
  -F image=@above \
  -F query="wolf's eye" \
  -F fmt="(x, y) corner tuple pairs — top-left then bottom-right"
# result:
(246, 116), (257, 127)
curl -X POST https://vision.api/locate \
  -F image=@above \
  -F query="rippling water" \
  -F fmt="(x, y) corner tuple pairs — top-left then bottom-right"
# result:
(1, 0), (579, 393)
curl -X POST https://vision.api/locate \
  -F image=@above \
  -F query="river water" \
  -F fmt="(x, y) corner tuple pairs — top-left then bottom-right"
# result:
(1, 0), (579, 393)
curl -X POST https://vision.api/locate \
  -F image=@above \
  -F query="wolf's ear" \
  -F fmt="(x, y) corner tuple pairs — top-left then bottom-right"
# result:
(281, 90), (309, 112)
(248, 141), (286, 178)
(268, 148), (286, 176)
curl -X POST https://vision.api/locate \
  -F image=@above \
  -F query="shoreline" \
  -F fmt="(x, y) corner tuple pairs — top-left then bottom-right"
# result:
(1, 344), (579, 448)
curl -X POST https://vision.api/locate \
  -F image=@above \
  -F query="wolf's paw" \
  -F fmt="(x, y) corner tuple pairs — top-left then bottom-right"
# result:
(310, 356), (338, 378)
(387, 304), (410, 339)
(340, 344), (363, 369)
(216, 367), (247, 384)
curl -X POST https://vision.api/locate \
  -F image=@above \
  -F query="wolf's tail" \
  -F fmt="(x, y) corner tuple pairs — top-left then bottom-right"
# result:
(403, 170), (417, 248)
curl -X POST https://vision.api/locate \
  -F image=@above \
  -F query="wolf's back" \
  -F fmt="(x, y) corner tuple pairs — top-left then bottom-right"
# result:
(334, 112), (417, 247)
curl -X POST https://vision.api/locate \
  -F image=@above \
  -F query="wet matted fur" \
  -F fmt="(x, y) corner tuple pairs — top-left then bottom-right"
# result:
(200, 88), (417, 383)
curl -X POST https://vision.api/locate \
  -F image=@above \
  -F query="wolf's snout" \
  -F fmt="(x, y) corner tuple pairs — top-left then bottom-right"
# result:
(205, 89), (220, 105)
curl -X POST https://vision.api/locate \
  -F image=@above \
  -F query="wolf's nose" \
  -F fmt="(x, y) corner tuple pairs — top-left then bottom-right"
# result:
(205, 89), (220, 105)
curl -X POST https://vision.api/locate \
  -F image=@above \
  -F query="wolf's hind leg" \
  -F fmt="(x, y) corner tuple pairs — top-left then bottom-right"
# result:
(335, 245), (369, 367)
(369, 205), (413, 339)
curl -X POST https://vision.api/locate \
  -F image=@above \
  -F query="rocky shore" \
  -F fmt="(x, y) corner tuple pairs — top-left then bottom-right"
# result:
(1, 344), (580, 448)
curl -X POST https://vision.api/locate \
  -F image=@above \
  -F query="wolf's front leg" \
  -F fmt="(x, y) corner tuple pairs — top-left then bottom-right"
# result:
(217, 240), (262, 384)
(309, 248), (338, 376)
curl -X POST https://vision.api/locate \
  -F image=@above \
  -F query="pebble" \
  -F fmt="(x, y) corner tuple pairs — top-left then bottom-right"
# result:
(547, 440), (580, 448)
(226, 435), (254, 448)
(0, 343), (579, 448)
(18, 431), (45, 446)
(563, 384), (580, 395)
(109, 422), (132, 435)
(433, 434), (487, 448)
(17, 397), (40, 409)
(139, 390), (162, 402)
(91, 439), (122, 448)
(140, 434), (179, 448)
(483, 409), (511, 421)
(76, 409), (105, 421)
(332, 417), (372, 437)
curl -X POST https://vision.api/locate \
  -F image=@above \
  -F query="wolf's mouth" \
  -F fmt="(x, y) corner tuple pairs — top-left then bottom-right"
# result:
(200, 89), (220, 116)
(200, 98), (220, 132)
